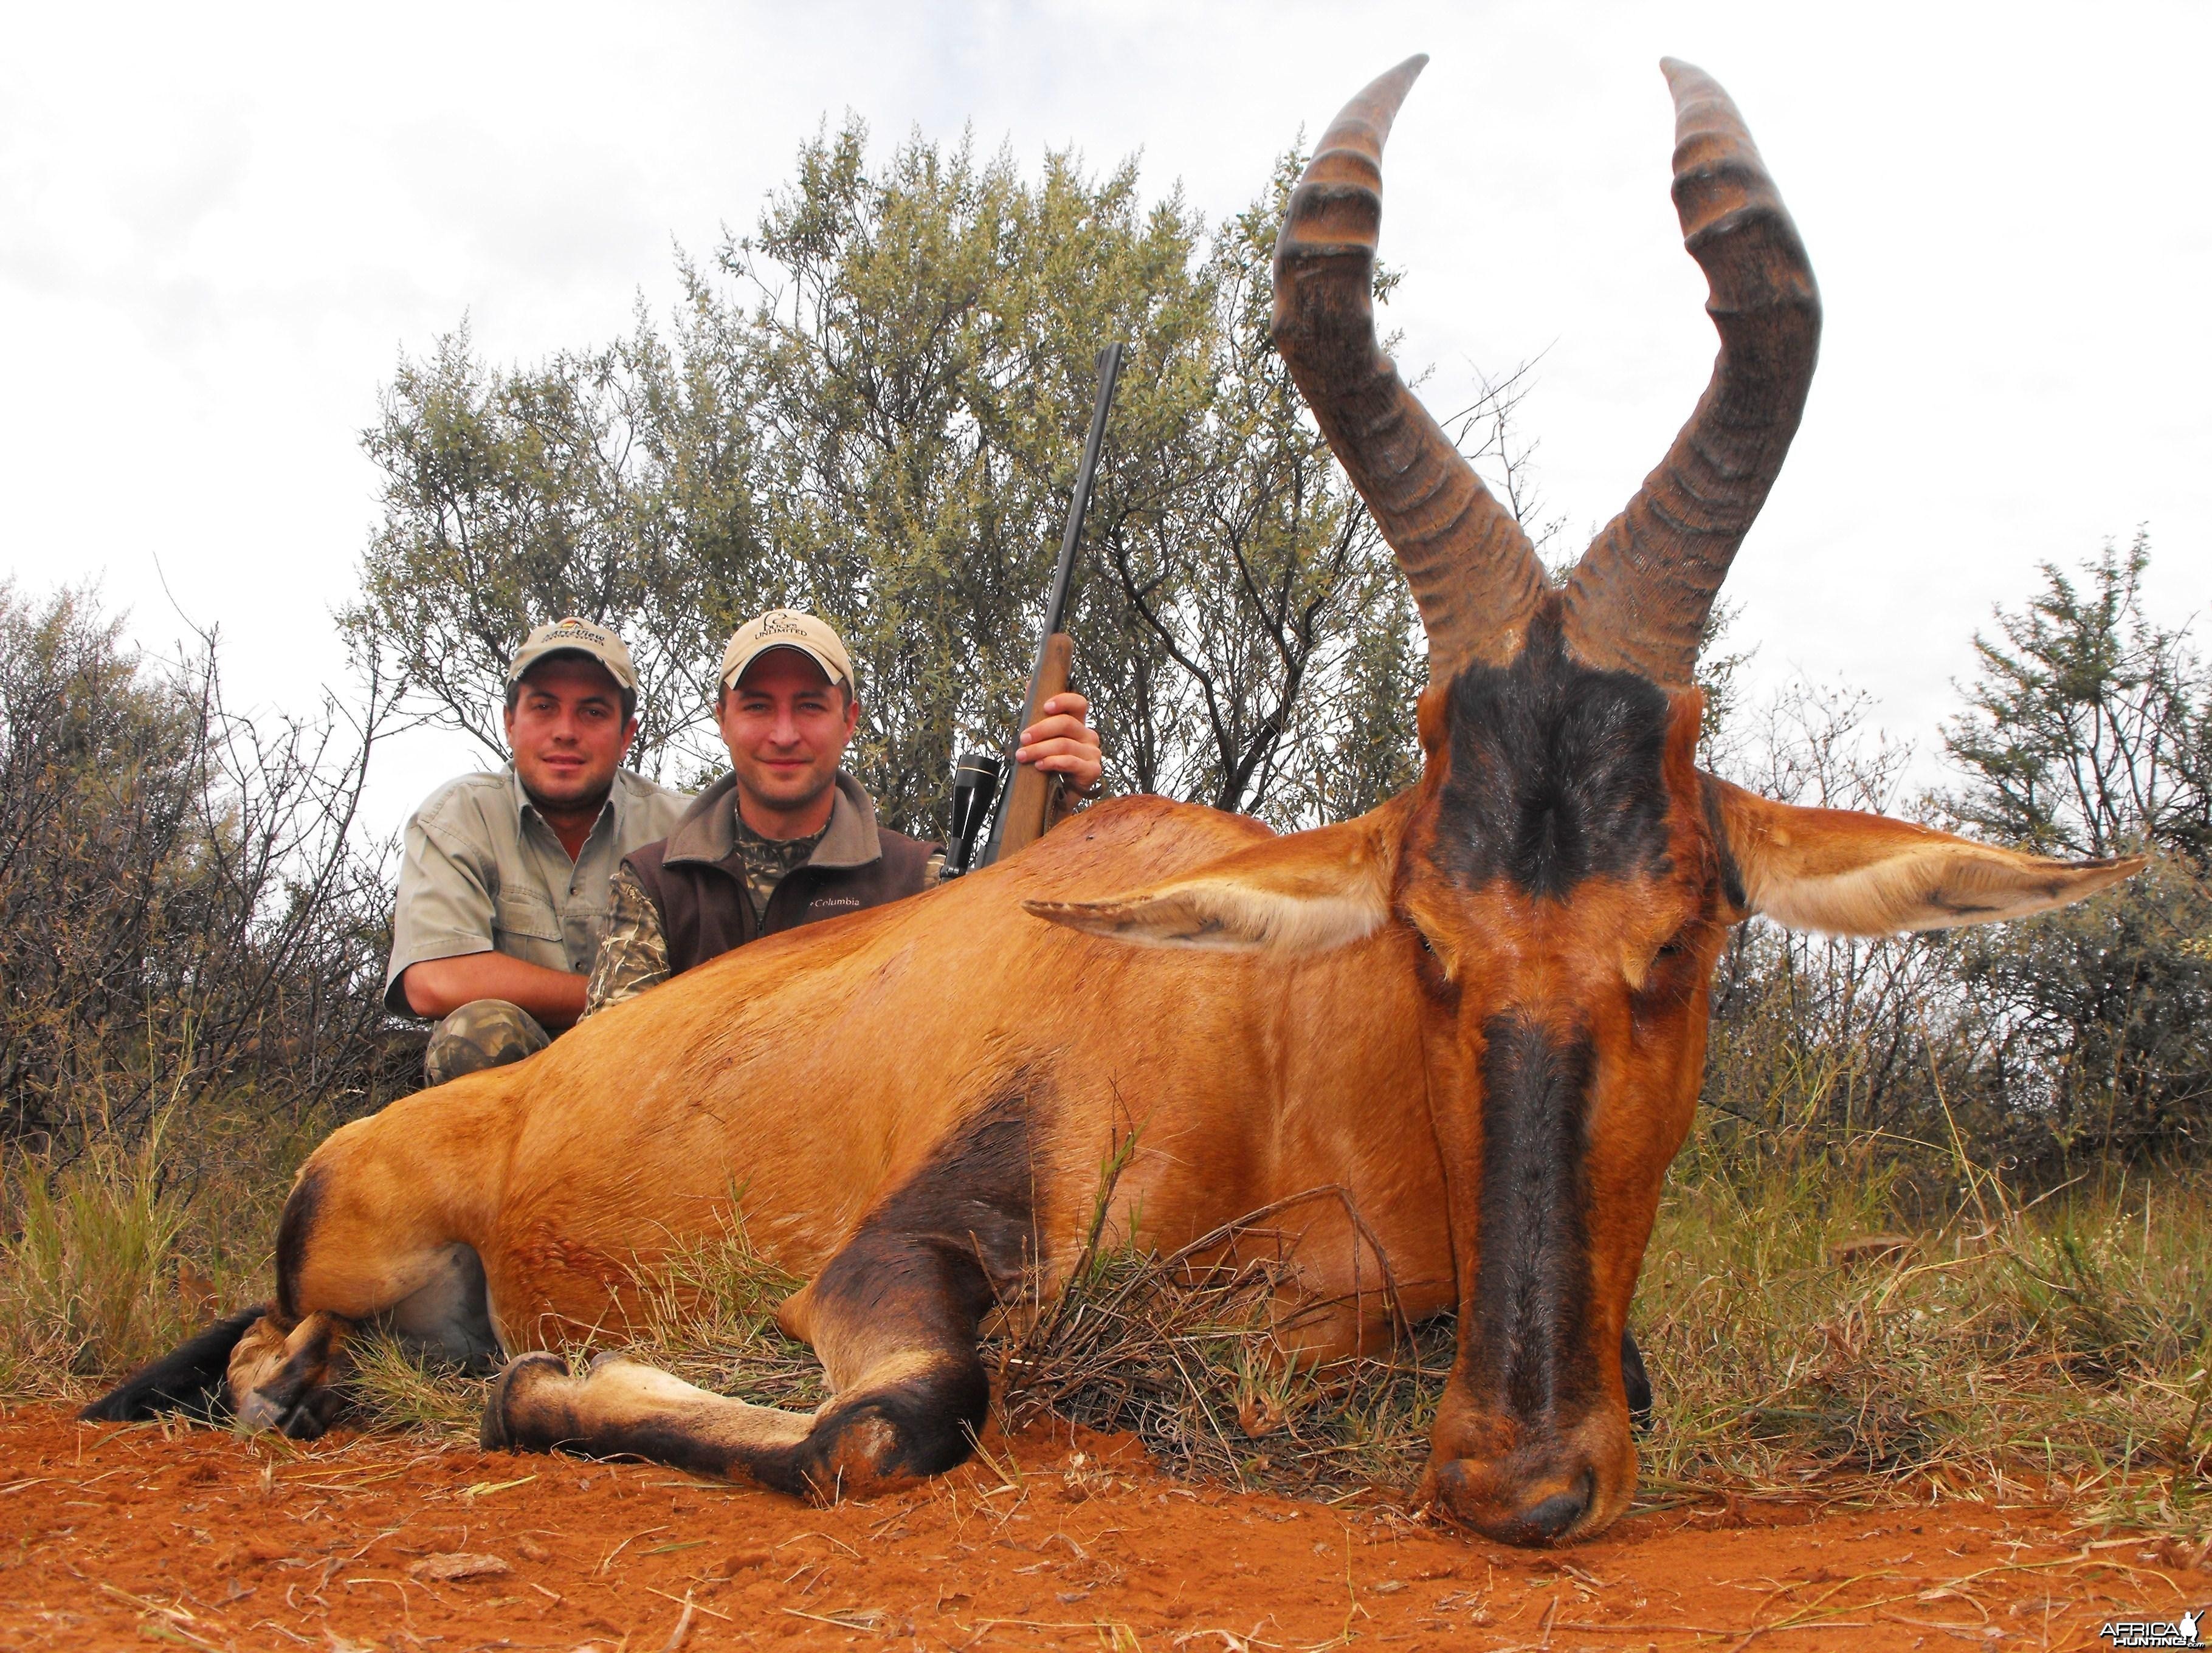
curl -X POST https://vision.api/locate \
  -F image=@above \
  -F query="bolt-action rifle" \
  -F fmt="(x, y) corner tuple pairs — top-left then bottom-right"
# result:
(945, 343), (1125, 876)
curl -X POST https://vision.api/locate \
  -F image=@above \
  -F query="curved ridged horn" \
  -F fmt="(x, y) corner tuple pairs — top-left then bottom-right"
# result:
(1561, 60), (1822, 689)
(1272, 56), (1547, 687)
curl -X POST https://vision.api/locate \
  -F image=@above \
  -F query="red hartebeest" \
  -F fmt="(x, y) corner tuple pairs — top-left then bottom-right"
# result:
(90, 58), (2139, 1544)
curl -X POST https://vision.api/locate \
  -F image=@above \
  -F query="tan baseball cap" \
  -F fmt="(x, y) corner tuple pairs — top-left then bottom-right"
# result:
(719, 609), (855, 694)
(507, 617), (639, 696)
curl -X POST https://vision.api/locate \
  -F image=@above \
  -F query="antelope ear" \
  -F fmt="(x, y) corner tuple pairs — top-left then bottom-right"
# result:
(1024, 803), (1402, 954)
(1706, 775), (2145, 936)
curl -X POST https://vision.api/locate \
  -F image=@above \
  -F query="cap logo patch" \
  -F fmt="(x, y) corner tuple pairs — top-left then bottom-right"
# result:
(506, 616), (640, 695)
(719, 609), (856, 693)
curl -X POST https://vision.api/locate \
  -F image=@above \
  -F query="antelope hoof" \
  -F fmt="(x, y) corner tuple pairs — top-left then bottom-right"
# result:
(480, 1352), (572, 1453)
(229, 1310), (351, 1440)
(235, 1384), (341, 1441)
(1624, 1329), (1654, 1434)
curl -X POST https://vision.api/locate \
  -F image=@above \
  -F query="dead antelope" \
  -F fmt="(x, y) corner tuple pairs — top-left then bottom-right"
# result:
(90, 57), (2137, 1545)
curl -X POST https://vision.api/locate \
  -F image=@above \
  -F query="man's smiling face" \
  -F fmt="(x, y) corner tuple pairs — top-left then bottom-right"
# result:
(717, 648), (861, 828)
(503, 655), (636, 811)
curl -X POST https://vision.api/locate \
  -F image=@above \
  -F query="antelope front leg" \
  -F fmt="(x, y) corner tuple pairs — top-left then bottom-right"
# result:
(479, 1228), (994, 1500)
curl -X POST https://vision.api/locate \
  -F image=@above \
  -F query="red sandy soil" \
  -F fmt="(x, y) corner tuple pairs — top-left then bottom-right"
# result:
(1, 1401), (2202, 1651)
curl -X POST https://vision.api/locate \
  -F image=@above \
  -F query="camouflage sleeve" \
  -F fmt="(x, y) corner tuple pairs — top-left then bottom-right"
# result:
(582, 862), (670, 1019)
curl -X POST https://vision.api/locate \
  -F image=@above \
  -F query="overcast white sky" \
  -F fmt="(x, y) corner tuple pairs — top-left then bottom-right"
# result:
(4, 0), (2205, 834)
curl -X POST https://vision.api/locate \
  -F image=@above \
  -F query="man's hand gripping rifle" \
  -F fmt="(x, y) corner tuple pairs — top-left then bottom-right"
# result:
(946, 343), (1125, 876)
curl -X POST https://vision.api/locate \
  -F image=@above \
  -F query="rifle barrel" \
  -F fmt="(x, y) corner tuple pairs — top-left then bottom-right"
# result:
(979, 343), (1126, 867)
(1038, 343), (1125, 643)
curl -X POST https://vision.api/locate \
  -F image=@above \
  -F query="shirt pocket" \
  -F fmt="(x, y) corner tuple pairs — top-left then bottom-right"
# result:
(492, 890), (564, 963)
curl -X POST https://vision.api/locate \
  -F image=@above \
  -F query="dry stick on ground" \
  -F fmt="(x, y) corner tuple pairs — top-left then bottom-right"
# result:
(659, 1592), (698, 1651)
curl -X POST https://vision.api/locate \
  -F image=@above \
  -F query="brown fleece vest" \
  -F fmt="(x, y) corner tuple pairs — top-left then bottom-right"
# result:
(626, 826), (938, 978)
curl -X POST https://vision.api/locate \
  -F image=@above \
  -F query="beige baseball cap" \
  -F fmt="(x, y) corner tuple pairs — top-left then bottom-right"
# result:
(719, 608), (855, 694)
(507, 616), (639, 696)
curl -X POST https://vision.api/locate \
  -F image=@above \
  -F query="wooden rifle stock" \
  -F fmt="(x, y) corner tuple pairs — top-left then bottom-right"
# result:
(993, 631), (1073, 861)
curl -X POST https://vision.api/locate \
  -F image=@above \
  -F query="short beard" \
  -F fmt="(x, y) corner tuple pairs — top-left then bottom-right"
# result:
(520, 775), (616, 822)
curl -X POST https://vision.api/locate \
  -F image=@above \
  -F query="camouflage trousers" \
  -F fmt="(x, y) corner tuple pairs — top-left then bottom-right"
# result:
(424, 998), (553, 1088)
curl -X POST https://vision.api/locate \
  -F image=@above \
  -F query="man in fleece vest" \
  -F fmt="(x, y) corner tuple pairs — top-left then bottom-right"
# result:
(583, 608), (1103, 1014)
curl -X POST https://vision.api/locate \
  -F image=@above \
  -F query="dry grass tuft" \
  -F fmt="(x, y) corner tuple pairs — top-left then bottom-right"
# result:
(346, 1329), (484, 1439)
(0, 1118), (189, 1391)
(992, 1169), (1449, 1499)
(619, 1204), (829, 1412)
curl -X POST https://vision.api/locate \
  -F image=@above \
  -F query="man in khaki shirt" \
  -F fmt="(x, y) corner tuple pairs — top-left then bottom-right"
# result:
(385, 619), (686, 1085)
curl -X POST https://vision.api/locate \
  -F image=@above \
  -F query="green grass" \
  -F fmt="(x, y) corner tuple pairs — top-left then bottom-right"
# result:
(0, 1104), (317, 1397)
(1634, 1151), (2212, 1532)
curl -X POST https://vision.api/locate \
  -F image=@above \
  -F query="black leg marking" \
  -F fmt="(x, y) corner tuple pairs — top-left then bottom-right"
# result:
(481, 1079), (1047, 1498)
(784, 1079), (1044, 1484)
(826, 1080), (1043, 1302)
(792, 1242), (996, 1488)
(272, 1166), (328, 1322)
(233, 1312), (353, 1439)
(1622, 1325), (1653, 1434)
(79, 1307), (266, 1423)
(485, 1345), (991, 1499)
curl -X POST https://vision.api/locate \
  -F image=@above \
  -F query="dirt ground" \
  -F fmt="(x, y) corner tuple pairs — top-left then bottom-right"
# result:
(1, 1403), (2201, 1652)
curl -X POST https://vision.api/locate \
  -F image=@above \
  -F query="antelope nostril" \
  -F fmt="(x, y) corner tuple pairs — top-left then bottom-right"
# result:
(1425, 1454), (1611, 1547)
(1515, 1468), (1594, 1542)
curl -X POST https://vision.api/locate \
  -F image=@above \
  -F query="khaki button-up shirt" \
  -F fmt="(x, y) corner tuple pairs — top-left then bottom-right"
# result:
(384, 765), (689, 1015)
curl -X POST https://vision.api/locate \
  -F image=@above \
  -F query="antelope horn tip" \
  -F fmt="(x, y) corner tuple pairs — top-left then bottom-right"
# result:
(1656, 58), (1726, 112)
(1312, 54), (1429, 165)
